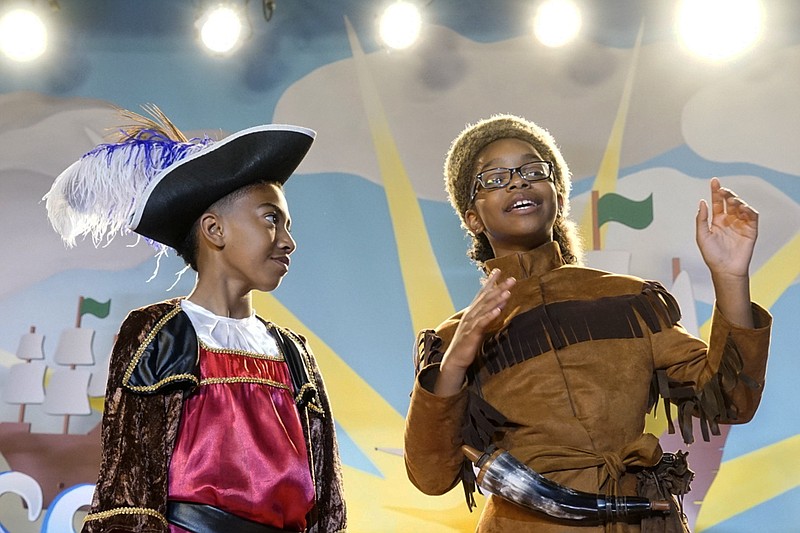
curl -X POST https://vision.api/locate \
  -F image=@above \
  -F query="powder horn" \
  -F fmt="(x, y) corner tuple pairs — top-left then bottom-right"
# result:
(462, 445), (671, 524)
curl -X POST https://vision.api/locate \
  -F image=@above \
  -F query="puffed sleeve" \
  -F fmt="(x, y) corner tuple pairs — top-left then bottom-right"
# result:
(82, 304), (184, 533)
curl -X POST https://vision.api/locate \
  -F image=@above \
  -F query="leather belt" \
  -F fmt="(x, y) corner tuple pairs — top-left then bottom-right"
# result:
(167, 501), (299, 533)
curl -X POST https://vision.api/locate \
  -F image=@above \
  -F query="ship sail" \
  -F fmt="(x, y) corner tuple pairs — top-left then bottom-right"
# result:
(42, 326), (96, 430)
(669, 269), (699, 336)
(51, 327), (95, 366)
(16, 329), (45, 361)
(2, 329), (47, 408)
(42, 369), (92, 416)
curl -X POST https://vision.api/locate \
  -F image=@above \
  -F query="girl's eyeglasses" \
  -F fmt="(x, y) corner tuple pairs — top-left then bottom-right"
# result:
(470, 161), (553, 203)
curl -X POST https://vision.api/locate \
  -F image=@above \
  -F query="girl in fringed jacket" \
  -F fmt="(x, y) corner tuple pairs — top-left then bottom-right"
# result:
(404, 114), (770, 533)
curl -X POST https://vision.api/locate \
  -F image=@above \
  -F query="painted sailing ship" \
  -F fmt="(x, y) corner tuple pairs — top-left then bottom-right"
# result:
(0, 296), (108, 508)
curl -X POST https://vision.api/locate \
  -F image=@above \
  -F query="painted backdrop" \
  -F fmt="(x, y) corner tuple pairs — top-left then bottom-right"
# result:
(0, 1), (798, 532)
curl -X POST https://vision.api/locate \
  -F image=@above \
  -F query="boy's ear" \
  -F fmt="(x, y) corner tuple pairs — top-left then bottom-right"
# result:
(465, 208), (484, 236)
(199, 212), (225, 247)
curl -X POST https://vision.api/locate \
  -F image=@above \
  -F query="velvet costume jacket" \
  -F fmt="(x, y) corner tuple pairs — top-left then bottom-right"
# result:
(83, 299), (347, 533)
(404, 243), (771, 533)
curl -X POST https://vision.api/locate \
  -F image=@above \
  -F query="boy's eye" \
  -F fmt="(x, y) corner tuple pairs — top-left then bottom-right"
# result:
(264, 213), (278, 224)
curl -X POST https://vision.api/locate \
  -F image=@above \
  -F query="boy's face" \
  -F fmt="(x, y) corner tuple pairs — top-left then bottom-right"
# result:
(213, 182), (296, 293)
(465, 137), (562, 258)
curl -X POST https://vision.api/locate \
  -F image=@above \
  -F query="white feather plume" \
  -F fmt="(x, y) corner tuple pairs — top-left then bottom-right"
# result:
(44, 138), (210, 248)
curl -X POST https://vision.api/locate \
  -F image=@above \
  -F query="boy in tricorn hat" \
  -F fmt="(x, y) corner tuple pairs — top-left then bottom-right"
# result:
(46, 108), (346, 533)
(403, 114), (771, 532)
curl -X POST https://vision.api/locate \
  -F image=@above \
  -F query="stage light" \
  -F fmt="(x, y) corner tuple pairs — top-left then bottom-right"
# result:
(677, 0), (763, 60)
(0, 8), (48, 62)
(198, 3), (246, 54)
(533, 0), (582, 48)
(379, 1), (422, 50)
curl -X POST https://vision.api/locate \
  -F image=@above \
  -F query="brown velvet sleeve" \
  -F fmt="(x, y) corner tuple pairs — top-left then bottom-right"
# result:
(82, 304), (183, 533)
(297, 336), (348, 533)
(404, 364), (469, 495)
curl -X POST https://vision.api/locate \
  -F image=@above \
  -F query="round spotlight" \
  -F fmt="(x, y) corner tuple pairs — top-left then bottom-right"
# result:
(379, 1), (422, 50)
(198, 4), (245, 54)
(533, 0), (582, 48)
(677, 0), (763, 61)
(0, 8), (48, 62)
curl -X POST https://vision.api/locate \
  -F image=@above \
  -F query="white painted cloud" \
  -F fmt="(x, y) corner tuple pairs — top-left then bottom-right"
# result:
(0, 93), (229, 300)
(275, 25), (744, 201)
(0, 94), (160, 299)
(682, 44), (800, 175)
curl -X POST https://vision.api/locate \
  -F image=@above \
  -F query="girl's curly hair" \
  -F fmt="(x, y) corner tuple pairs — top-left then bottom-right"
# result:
(443, 114), (583, 267)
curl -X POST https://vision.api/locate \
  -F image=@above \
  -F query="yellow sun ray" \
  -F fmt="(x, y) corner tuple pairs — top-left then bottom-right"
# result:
(578, 21), (645, 250)
(700, 231), (800, 340)
(695, 434), (800, 530)
(344, 16), (456, 334)
(691, 233), (800, 527)
(252, 292), (482, 531)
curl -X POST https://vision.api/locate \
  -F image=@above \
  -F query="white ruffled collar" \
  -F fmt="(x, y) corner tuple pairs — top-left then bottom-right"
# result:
(180, 299), (279, 356)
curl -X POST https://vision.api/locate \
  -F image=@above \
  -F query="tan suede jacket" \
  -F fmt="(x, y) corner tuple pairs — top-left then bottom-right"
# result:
(404, 242), (771, 533)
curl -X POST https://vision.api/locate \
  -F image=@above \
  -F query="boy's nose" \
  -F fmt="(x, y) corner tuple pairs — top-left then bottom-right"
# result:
(282, 232), (297, 254)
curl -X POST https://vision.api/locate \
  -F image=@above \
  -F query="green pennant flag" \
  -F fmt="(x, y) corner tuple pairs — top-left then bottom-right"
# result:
(80, 297), (111, 319)
(597, 192), (654, 230)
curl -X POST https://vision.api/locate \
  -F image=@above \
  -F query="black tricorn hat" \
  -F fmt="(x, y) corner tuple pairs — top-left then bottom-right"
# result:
(129, 124), (315, 249)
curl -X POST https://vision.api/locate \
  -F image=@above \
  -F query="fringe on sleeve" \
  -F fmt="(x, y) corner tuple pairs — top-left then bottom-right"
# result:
(414, 329), (512, 511)
(650, 334), (761, 444)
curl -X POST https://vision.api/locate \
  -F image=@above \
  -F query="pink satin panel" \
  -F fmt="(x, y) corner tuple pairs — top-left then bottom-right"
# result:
(168, 345), (314, 530)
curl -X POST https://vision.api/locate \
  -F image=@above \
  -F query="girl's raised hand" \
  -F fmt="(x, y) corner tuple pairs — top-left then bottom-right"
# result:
(696, 177), (759, 279)
(434, 269), (515, 396)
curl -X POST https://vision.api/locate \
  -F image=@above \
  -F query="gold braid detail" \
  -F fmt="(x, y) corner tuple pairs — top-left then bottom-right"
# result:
(84, 506), (168, 527)
(199, 376), (290, 389)
(199, 340), (284, 361)
(123, 304), (184, 387)
(126, 372), (199, 393)
(271, 325), (324, 412)
(307, 401), (325, 414)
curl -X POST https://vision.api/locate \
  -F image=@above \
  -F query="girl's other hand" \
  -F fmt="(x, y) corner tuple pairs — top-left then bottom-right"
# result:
(434, 269), (516, 396)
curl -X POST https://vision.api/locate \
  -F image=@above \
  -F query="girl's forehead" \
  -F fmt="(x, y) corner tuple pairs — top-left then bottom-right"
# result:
(476, 138), (543, 166)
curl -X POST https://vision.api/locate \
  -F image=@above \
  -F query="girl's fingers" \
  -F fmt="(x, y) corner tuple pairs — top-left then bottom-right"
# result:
(478, 278), (515, 311)
(465, 275), (515, 328)
(480, 268), (502, 287)
(477, 271), (514, 300)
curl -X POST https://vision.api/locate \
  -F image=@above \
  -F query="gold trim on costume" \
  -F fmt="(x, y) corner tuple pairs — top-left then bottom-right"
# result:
(84, 506), (168, 527)
(294, 382), (316, 400)
(123, 304), (185, 389)
(307, 402), (325, 414)
(199, 376), (290, 389)
(271, 325), (325, 413)
(127, 372), (199, 393)
(199, 340), (284, 361)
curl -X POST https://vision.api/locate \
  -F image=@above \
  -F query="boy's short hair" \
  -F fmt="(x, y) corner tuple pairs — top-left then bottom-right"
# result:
(443, 114), (582, 266)
(175, 180), (283, 271)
